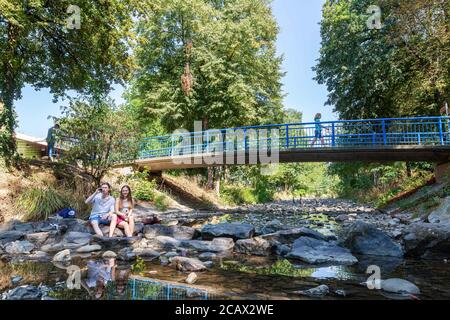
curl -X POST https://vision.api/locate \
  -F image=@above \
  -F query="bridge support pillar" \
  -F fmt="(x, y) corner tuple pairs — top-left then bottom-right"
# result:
(435, 162), (450, 184)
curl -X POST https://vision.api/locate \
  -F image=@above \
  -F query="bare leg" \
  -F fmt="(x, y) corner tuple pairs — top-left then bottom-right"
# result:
(90, 220), (103, 236)
(118, 221), (131, 237)
(128, 215), (135, 236)
(310, 138), (317, 147)
(321, 138), (325, 146)
(109, 215), (118, 237)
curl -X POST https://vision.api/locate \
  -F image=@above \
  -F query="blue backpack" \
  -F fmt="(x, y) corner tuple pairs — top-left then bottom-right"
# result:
(57, 208), (77, 219)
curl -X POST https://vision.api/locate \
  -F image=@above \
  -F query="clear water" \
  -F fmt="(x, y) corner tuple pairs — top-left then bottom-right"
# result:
(2, 211), (449, 300)
(2, 253), (449, 300)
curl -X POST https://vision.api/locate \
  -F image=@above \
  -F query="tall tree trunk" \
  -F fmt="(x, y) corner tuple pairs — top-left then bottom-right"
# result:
(203, 116), (214, 190)
(406, 162), (412, 178)
(0, 22), (20, 166)
(214, 166), (221, 197)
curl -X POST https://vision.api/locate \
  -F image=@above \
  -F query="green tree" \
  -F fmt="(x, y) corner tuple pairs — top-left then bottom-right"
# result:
(314, 0), (449, 119)
(128, 0), (285, 132)
(282, 108), (303, 123)
(0, 0), (138, 165)
(56, 98), (140, 184)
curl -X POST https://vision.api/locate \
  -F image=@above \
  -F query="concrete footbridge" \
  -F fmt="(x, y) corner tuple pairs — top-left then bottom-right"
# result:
(119, 116), (450, 172)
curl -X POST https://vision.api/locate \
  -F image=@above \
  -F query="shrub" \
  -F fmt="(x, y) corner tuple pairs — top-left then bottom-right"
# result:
(17, 186), (70, 221)
(221, 186), (257, 205)
(132, 179), (157, 202)
(154, 194), (169, 211)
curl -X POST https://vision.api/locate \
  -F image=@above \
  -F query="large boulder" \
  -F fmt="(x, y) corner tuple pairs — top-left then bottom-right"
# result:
(153, 236), (181, 250)
(261, 227), (333, 244)
(256, 219), (288, 235)
(93, 235), (140, 250)
(132, 248), (161, 259)
(402, 222), (450, 259)
(45, 217), (90, 234)
(100, 226), (124, 237)
(144, 224), (196, 240)
(339, 221), (403, 258)
(5, 240), (35, 255)
(287, 237), (358, 265)
(63, 232), (92, 246)
(234, 237), (272, 256)
(201, 223), (255, 240)
(12, 223), (34, 233)
(25, 232), (52, 245)
(428, 197), (450, 224)
(181, 238), (234, 252)
(380, 278), (420, 295)
(75, 244), (102, 253)
(293, 285), (330, 298)
(0, 230), (25, 245)
(40, 242), (64, 253)
(2, 285), (42, 300)
(170, 256), (207, 272)
(27, 251), (50, 262)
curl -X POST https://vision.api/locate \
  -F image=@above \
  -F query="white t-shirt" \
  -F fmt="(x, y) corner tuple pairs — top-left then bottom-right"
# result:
(89, 193), (115, 217)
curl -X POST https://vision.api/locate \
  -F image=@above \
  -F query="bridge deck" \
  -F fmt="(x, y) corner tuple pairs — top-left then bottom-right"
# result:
(113, 116), (450, 170)
(121, 146), (450, 171)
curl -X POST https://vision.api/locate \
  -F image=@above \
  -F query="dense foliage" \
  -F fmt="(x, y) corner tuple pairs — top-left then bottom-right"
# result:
(315, 0), (449, 119)
(128, 0), (285, 132)
(56, 98), (140, 183)
(0, 0), (139, 165)
(314, 0), (448, 203)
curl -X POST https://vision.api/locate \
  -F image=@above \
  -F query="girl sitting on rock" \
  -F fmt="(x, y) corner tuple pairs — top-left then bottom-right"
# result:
(110, 185), (135, 237)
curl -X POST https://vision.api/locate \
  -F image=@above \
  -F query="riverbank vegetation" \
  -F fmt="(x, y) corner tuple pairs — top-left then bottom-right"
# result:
(1, 0), (448, 218)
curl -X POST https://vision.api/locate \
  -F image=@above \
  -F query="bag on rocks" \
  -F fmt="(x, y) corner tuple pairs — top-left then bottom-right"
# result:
(57, 208), (77, 219)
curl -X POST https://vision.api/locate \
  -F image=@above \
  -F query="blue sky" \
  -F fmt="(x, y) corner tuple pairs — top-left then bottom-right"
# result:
(15, 0), (333, 138)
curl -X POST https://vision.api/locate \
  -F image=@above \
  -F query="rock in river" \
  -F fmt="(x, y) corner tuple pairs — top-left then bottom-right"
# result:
(76, 244), (102, 253)
(5, 240), (35, 255)
(261, 227), (334, 244)
(0, 230), (25, 245)
(293, 285), (330, 298)
(234, 237), (272, 256)
(181, 238), (234, 252)
(144, 224), (196, 240)
(93, 235), (140, 250)
(427, 197), (450, 224)
(402, 222), (450, 259)
(287, 237), (358, 265)
(52, 249), (71, 264)
(2, 285), (42, 300)
(380, 278), (420, 296)
(170, 256), (207, 272)
(201, 223), (255, 241)
(339, 221), (404, 258)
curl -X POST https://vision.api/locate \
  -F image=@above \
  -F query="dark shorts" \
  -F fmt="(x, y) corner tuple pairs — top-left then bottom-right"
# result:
(315, 130), (322, 139)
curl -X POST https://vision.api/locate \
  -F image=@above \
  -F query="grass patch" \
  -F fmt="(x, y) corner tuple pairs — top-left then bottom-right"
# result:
(154, 193), (170, 211)
(0, 261), (52, 291)
(221, 259), (314, 278)
(16, 186), (70, 221)
(220, 186), (257, 205)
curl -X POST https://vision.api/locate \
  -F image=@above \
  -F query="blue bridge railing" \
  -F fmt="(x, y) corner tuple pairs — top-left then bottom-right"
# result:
(136, 116), (450, 160)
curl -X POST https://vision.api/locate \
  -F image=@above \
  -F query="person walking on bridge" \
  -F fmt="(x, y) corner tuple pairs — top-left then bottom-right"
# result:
(310, 113), (329, 147)
(46, 123), (60, 161)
